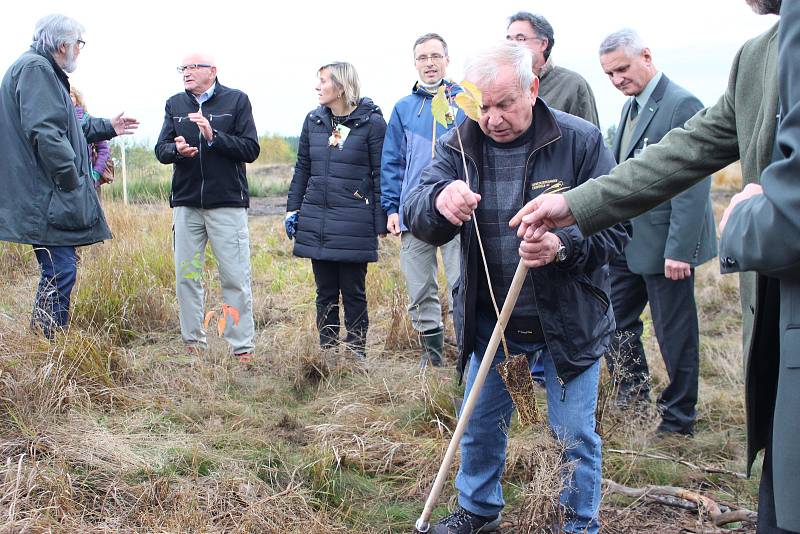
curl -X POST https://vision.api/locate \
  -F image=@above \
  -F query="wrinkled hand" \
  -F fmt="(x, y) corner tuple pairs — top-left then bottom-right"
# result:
(387, 213), (401, 236)
(519, 231), (560, 268)
(510, 193), (575, 241)
(188, 111), (214, 142)
(175, 136), (198, 158)
(719, 183), (763, 234)
(111, 112), (139, 135)
(664, 259), (691, 280)
(435, 180), (481, 226)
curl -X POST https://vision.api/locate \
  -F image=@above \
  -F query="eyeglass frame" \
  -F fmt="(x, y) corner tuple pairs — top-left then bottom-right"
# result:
(176, 63), (213, 73)
(76, 39), (86, 50)
(414, 54), (446, 64)
(506, 34), (546, 45)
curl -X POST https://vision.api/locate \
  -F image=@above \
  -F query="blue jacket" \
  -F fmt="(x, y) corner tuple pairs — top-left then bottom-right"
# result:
(380, 80), (464, 230)
(403, 101), (631, 384)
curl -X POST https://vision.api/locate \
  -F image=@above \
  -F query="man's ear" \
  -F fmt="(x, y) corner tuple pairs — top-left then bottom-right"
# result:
(530, 76), (540, 102)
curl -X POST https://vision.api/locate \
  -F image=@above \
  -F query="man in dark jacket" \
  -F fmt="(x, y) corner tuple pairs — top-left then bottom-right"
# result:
(404, 42), (630, 534)
(0, 14), (138, 338)
(155, 53), (260, 361)
(717, 1), (800, 530)
(599, 29), (717, 434)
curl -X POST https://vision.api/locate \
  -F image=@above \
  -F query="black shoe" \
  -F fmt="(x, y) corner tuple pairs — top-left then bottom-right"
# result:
(432, 506), (501, 533)
(655, 422), (694, 437)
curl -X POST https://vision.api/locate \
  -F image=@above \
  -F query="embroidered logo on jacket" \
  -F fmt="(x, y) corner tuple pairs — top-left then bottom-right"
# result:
(531, 179), (570, 195)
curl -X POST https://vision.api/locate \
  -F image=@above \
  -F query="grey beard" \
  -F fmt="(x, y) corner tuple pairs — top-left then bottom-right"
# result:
(746, 0), (781, 15)
(62, 47), (77, 73)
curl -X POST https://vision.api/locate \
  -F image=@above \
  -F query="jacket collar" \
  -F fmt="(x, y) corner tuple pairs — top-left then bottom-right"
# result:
(311, 97), (383, 123)
(30, 46), (70, 91)
(411, 78), (459, 97)
(447, 97), (562, 164)
(184, 78), (225, 103)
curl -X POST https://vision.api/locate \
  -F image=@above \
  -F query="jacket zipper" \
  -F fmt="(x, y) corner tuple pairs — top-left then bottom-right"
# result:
(322, 118), (331, 249)
(198, 102), (205, 209)
(520, 134), (566, 397)
(454, 151), (480, 362)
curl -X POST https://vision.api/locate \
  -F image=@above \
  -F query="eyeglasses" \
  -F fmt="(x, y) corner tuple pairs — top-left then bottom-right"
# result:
(506, 34), (545, 44)
(76, 39), (85, 49)
(415, 54), (445, 63)
(176, 64), (213, 73)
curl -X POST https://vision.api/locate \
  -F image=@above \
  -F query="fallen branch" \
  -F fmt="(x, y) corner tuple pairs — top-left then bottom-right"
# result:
(606, 448), (747, 479)
(603, 478), (757, 527)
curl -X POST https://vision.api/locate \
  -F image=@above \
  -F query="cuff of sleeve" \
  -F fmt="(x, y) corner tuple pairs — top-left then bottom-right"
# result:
(564, 187), (596, 236)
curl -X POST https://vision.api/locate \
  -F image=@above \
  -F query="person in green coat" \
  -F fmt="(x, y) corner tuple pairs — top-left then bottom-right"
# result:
(508, 1), (796, 531)
(716, 0), (800, 530)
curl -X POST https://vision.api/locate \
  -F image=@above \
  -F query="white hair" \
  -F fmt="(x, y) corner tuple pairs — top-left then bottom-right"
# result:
(32, 14), (84, 56)
(464, 41), (535, 93)
(599, 29), (646, 57)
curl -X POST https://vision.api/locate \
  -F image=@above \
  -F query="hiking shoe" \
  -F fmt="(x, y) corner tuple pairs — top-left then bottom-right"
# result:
(432, 506), (501, 533)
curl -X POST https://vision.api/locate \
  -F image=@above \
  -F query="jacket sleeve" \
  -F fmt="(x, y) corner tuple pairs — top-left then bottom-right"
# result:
(380, 105), (406, 216)
(208, 93), (260, 163)
(553, 129), (632, 274)
(368, 114), (388, 235)
(17, 64), (80, 191)
(664, 95), (716, 264)
(403, 135), (463, 247)
(155, 99), (180, 164)
(287, 118), (311, 212)
(720, 2), (800, 282)
(564, 45), (743, 237)
(83, 115), (117, 144)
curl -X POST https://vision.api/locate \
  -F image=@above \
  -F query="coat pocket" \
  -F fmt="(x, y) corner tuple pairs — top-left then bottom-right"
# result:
(47, 178), (100, 231)
(784, 327), (800, 368)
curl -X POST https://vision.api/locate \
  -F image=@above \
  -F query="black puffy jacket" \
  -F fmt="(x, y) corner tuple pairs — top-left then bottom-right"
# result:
(404, 101), (631, 385)
(155, 80), (259, 209)
(287, 98), (387, 263)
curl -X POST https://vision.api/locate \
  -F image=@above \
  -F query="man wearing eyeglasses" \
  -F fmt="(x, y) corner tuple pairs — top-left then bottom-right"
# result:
(507, 12), (599, 127)
(381, 33), (465, 368)
(0, 14), (138, 339)
(155, 53), (260, 363)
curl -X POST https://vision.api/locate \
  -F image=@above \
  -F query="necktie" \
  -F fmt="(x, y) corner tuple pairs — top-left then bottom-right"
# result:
(630, 99), (639, 121)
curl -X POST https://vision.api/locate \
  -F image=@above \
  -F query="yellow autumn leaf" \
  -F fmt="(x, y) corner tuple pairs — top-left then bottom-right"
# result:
(217, 314), (227, 336)
(430, 85), (450, 129)
(455, 80), (483, 122)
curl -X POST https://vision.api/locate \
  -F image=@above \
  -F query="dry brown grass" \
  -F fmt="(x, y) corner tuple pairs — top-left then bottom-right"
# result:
(0, 200), (760, 532)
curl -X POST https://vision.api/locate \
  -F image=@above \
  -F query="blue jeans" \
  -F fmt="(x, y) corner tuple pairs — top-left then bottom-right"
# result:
(32, 245), (77, 339)
(455, 315), (602, 533)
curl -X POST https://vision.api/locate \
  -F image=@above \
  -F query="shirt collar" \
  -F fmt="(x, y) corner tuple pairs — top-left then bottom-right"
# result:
(634, 71), (662, 110)
(195, 82), (216, 105)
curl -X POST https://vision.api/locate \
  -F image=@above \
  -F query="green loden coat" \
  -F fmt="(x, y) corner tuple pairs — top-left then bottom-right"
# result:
(562, 21), (784, 512)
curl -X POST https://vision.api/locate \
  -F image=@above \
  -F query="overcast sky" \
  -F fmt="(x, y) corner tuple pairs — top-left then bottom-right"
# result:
(2, 1), (778, 144)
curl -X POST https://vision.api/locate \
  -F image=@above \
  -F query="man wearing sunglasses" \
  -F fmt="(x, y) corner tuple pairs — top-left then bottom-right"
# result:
(155, 53), (260, 363)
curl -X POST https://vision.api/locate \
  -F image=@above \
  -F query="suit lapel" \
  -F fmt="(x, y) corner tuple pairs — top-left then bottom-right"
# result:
(612, 100), (629, 162)
(622, 74), (671, 160)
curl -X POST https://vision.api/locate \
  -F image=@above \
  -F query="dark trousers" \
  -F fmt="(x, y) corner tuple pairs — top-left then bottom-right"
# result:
(607, 255), (699, 434)
(311, 260), (368, 352)
(31, 245), (77, 339)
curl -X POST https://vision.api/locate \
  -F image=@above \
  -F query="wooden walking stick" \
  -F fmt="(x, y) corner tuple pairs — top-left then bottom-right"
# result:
(414, 259), (529, 533)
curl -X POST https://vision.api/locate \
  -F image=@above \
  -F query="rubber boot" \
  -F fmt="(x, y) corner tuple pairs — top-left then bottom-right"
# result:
(420, 326), (444, 368)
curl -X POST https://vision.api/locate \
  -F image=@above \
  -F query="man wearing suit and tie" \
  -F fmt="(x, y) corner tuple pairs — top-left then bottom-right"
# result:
(599, 29), (717, 435)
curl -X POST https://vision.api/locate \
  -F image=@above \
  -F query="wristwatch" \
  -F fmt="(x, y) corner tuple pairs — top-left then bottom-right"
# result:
(554, 240), (567, 263)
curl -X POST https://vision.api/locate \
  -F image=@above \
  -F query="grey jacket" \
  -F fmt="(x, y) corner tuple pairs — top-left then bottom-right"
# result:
(0, 48), (116, 246)
(613, 74), (717, 274)
(719, 2), (800, 529)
